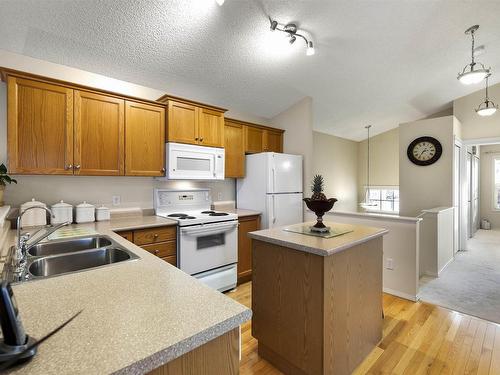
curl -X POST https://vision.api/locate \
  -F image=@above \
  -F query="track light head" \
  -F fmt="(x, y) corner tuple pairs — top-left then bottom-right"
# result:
(270, 19), (278, 31)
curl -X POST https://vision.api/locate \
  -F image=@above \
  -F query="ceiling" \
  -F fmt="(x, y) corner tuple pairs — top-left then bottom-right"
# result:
(1, 0), (499, 141)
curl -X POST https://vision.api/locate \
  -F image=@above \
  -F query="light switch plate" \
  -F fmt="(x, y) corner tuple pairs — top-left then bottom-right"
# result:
(112, 195), (121, 206)
(386, 258), (394, 270)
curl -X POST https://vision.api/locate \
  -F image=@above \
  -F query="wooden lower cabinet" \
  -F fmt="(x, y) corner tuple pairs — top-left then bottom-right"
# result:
(116, 225), (177, 266)
(148, 328), (239, 375)
(237, 214), (261, 284)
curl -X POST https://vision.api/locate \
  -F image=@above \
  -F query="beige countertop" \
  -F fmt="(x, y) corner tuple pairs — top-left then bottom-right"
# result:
(0, 216), (251, 375)
(248, 221), (388, 256)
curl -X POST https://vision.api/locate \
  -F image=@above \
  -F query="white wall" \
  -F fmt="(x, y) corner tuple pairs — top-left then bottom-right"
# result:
(271, 97), (313, 192)
(311, 131), (358, 212)
(306, 210), (421, 301)
(357, 127), (399, 204)
(399, 116), (457, 217)
(0, 50), (275, 209)
(454, 81), (500, 141)
(480, 145), (500, 229)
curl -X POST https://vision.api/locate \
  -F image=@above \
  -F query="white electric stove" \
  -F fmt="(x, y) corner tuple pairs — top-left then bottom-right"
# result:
(154, 188), (238, 292)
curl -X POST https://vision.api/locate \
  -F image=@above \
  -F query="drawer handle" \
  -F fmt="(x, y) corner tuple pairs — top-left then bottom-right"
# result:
(153, 233), (159, 238)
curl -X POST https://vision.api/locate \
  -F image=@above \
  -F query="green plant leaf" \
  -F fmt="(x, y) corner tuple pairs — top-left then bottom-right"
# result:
(0, 164), (6, 174)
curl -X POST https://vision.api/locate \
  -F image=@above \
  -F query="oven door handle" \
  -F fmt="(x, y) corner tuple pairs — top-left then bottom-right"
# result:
(180, 222), (239, 236)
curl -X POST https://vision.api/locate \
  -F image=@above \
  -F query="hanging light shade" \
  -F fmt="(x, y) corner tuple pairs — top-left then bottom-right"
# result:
(457, 25), (490, 85)
(476, 75), (498, 116)
(360, 125), (378, 208)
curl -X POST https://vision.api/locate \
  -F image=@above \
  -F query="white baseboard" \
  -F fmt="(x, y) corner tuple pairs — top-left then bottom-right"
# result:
(383, 287), (418, 302)
(437, 257), (454, 276)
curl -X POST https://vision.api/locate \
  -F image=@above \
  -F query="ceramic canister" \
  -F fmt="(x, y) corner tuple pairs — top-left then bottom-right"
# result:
(19, 198), (47, 227)
(95, 205), (110, 222)
(75, 201), (95, 223)
(51, 200), (73, 224)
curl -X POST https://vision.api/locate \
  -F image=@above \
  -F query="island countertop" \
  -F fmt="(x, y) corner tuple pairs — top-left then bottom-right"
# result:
(0, 216), (251, 375)
(248, 221), (388, 256)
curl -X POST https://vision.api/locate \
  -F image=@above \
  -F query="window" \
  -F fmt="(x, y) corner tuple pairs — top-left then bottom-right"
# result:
(364, 186), (399, 213)
(493, 156), (500, 210)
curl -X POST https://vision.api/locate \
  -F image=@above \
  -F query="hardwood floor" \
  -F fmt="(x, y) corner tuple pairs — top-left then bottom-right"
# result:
(227, 282), (500, 374)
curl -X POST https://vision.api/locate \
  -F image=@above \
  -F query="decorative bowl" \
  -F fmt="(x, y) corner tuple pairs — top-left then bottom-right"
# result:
(303, 198), (338, 232)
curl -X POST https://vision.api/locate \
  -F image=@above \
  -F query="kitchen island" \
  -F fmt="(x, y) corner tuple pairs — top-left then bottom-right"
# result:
(0, 216), (251, 374)
(249, 221), (388, 375)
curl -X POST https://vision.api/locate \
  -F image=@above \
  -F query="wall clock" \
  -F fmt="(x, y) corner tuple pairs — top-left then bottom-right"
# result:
(407, 136), (443, 166)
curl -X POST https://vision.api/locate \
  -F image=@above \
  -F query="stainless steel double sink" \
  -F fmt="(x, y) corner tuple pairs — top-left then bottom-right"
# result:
(11, 235), (139, 282)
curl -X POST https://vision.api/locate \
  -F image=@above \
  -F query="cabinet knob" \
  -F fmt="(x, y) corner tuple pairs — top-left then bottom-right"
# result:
(74, 165), (81, 170)
(153, 233), (159, 238)
(161, 168), (166, 173)
(200, 138), (204, 142)
(65, 164), (73, 170)
(154, 249), (159, 255)
(195, 137), (199, 141)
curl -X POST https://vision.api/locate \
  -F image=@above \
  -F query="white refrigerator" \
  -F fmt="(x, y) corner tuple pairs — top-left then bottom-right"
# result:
(237, 152), (303, 229)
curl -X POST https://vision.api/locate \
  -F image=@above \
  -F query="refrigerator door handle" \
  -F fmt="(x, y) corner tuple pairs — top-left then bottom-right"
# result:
(272, 195), (276, 224)
(272, 167), (276, 194)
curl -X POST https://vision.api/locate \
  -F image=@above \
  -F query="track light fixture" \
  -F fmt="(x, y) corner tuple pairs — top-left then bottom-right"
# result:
(476, 74), (498, 116)
(215, 0), (225, 6)
(268, 17), (315, 56)
(457, 25), (490, 85)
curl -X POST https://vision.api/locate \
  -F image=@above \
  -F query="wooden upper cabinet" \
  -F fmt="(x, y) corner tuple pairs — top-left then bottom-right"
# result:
(198, 107), (224, 147)
(224, 121), (245, 178)
(74, 90), (124, 175)
(263, 129), (283, 153)
(245, 126), (264, 153)
(7, 76), (74, 174)
(167, 100), (198, 144)
(125, 101), (165, 176)
(159, 96), (226, 147)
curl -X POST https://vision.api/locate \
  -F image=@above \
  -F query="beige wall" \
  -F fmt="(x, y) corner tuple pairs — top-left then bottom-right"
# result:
(357, 128), (399, 204)
(311, 132), (358, 212)
(399, 116), (456, 217)
(454, 81), (500, 141)
(480, 145), (500, 229)
(271, 97), (314, 191)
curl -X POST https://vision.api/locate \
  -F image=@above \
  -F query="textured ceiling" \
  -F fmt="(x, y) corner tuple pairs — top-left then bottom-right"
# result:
(1, 0), (499, 140)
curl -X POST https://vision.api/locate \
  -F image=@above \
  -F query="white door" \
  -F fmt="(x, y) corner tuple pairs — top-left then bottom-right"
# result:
(268, 153), (303, 194)
(266, 193), (303, 228)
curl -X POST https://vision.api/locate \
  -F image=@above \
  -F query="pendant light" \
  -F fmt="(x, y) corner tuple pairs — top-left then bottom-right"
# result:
(457, 25), (490, 85)
(476, 74), (498, 116)
(360, 125), (377, 208)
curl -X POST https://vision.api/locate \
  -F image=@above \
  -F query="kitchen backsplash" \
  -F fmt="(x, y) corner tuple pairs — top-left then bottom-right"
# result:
(3, 175), (235, 209)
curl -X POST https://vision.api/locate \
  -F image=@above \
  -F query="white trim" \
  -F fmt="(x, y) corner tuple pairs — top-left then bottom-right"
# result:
(492, 154), (500, 211)
(463, 136), (500, 146)
(438, 257), (454, 276)
(383, 287), (418, 302)
(327, 210), (422, 223)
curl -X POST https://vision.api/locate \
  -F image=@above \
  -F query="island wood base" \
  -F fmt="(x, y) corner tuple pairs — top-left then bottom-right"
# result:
(252, 237), (383, 375)
(148, 328), (239, 375)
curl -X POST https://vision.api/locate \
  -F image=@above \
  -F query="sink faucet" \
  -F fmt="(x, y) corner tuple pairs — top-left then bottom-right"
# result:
(15, 206), (71, 274)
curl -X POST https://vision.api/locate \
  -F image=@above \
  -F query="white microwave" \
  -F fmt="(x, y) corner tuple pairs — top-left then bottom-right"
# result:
(165, 143), (225, 180)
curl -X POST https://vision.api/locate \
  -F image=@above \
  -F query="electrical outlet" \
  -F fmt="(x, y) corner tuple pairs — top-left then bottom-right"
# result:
(217, 192), (222, 201)
(386, 258), (394, 270)
(112, 195), (121, 206)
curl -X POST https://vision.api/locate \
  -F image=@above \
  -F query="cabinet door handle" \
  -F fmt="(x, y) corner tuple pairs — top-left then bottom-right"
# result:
(65, 164), (73, 170)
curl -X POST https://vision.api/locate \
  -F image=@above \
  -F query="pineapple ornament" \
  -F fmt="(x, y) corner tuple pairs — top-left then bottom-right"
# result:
(303, 174), (338, 233)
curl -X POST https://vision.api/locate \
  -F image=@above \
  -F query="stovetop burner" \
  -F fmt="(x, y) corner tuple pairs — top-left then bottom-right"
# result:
(209, 212), (229, 216)
(201, 211), (215, 214)
(179, 216), (196, 220)
(167, 213), (188, 217)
